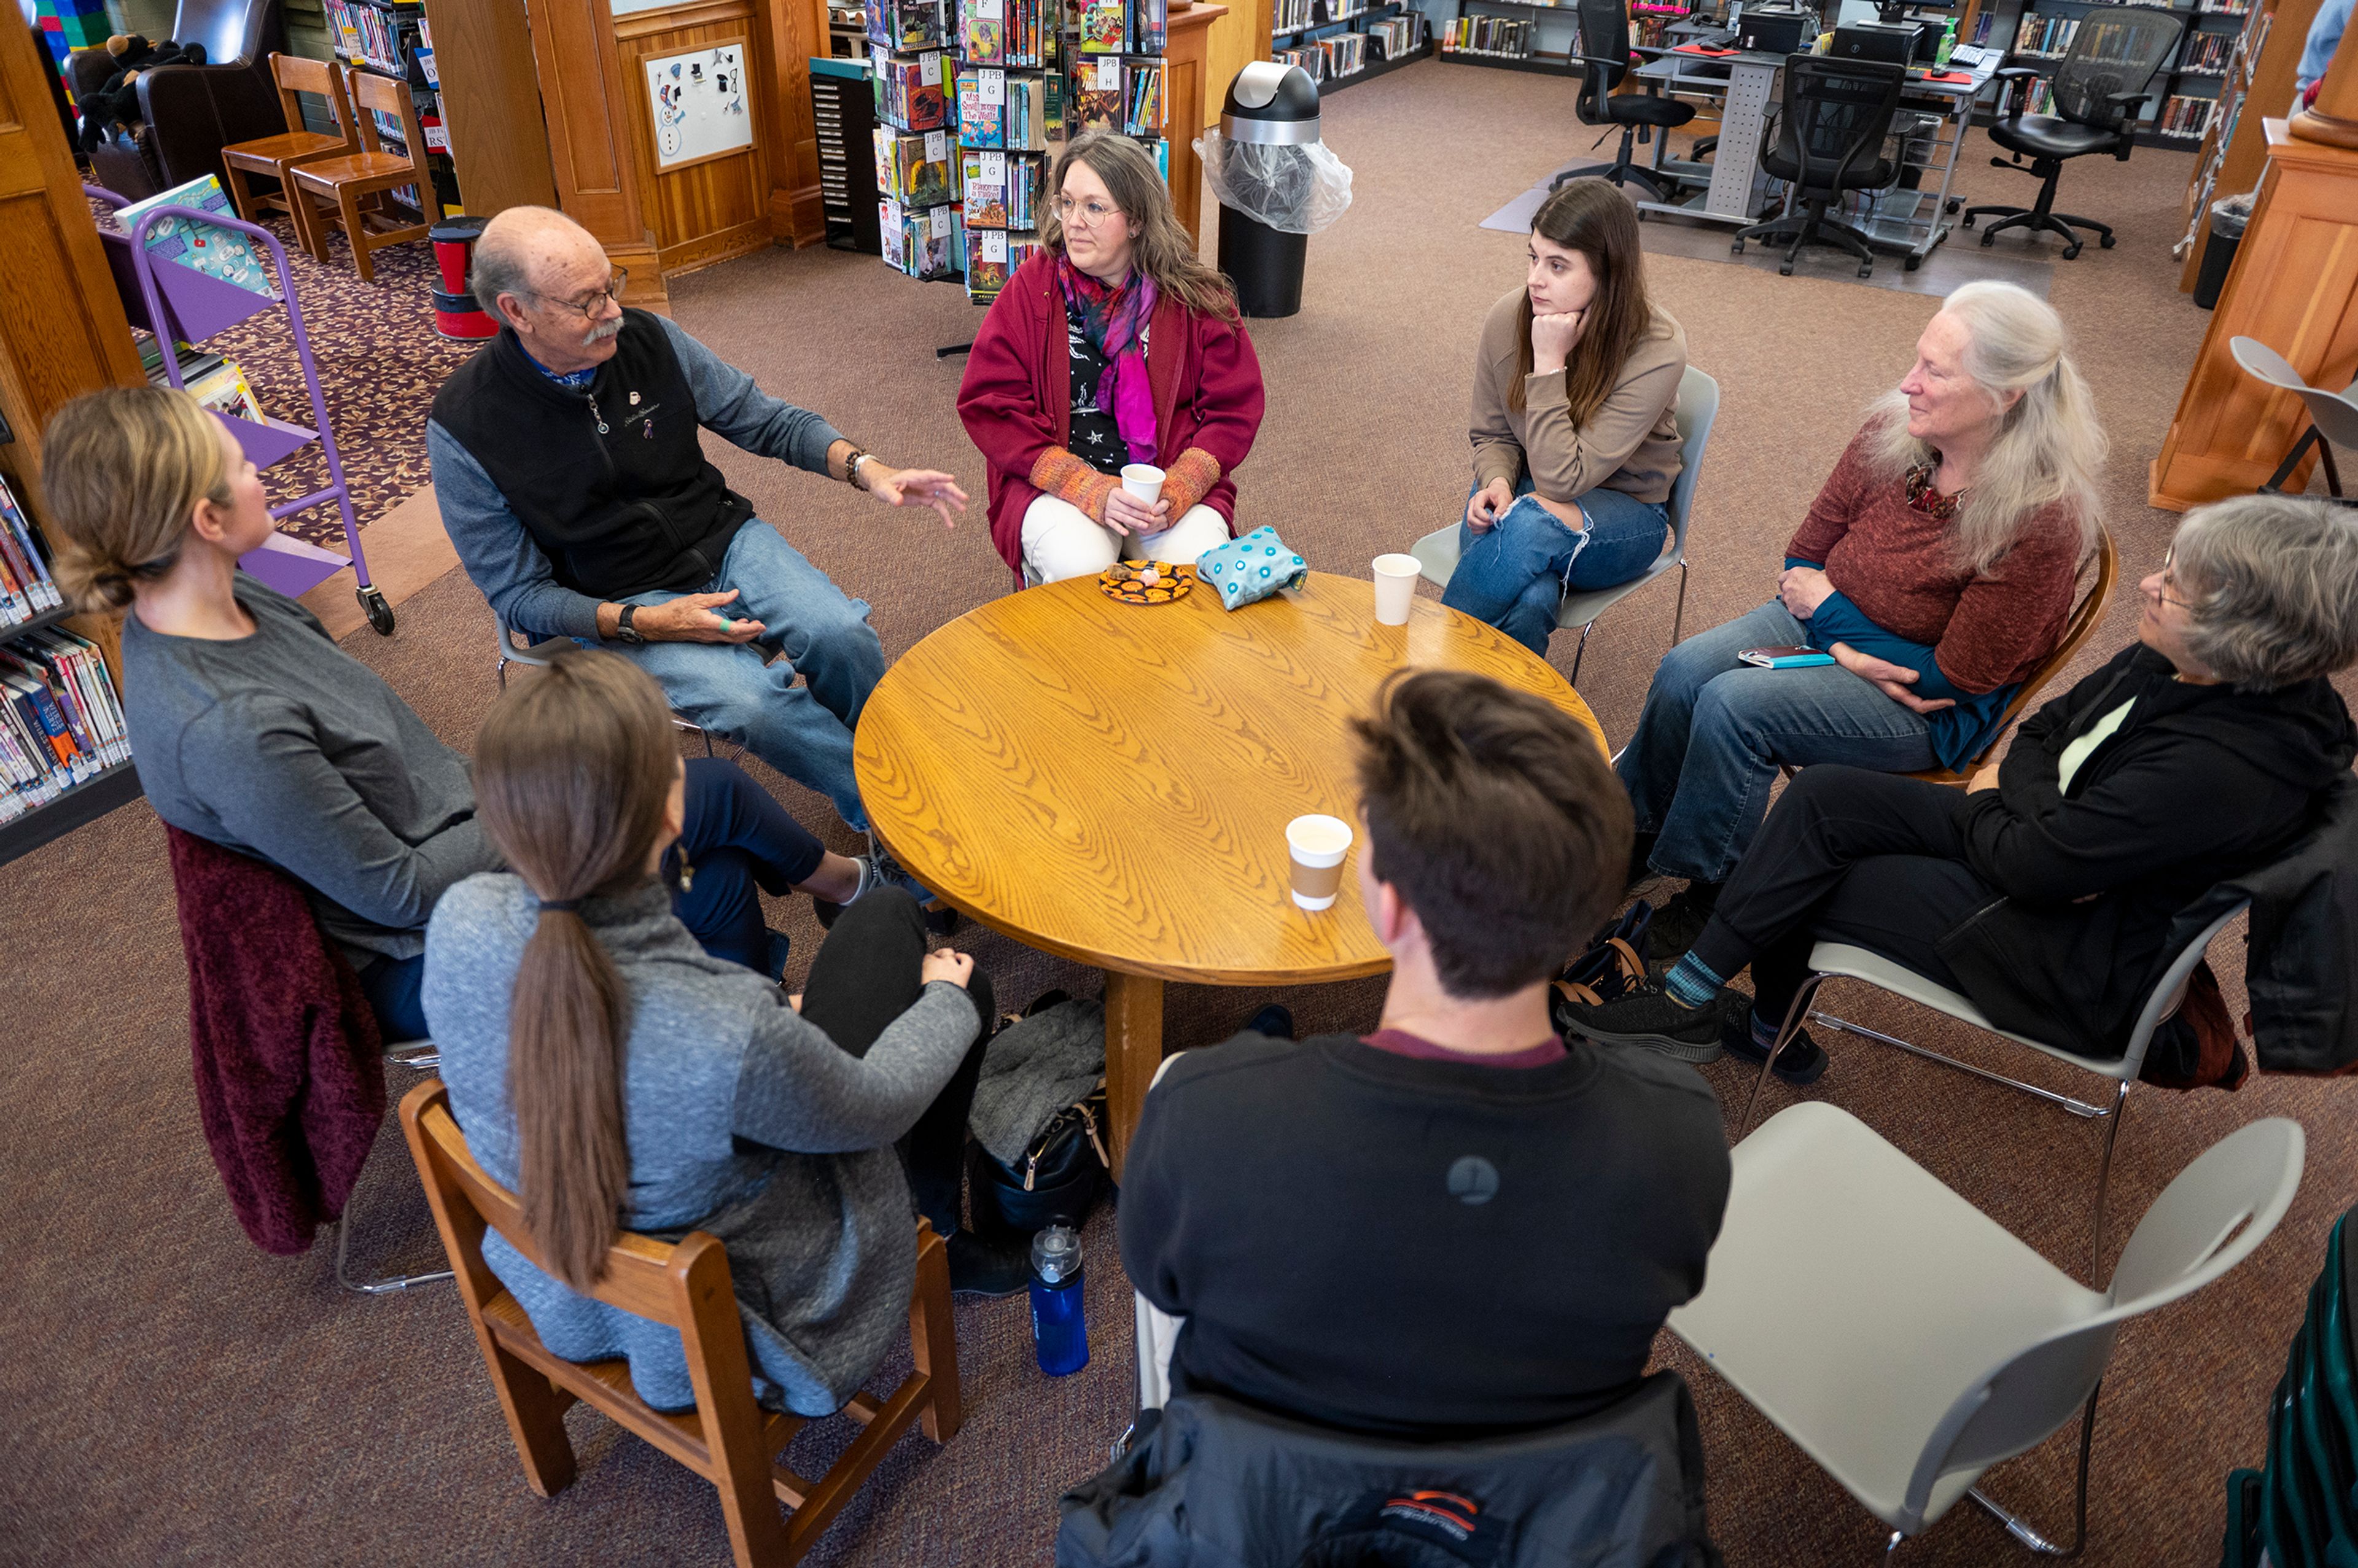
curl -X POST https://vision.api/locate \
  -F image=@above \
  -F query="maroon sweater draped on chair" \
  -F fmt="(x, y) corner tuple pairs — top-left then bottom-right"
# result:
(957, 251), (1266, 575)
(166, 825), (387, 1255)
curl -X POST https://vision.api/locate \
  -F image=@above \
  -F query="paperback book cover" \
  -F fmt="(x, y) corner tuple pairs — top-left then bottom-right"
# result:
(962, 150), (1010, 226)
(961, 0), (1006, 63)
(957, 68), (1007, 146)
(1079, 0), (1127, 52)
(1073, 55), (1123, 131)
(117, 175), (277, 298)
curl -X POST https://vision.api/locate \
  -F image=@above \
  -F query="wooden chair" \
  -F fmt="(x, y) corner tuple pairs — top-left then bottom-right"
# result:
(220, 53), (357, 263)
(288, 66), (442, 282)
(1907, 526), (2118, 786)
(399, 1080), (963, 1567)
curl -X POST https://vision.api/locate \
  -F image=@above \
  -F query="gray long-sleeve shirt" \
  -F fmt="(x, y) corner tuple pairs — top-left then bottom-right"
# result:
(120, 578), (490, 963)
(428, 316), (847, 640)
(427, 874), (982, 1414)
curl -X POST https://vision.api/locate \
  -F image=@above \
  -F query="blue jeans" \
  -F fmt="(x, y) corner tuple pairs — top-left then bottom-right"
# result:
(358, 757), (825, 1040)
(1439, 479), (1671, 657)
(613, 519), (884, 831)
(1614, 601), (1938, 883)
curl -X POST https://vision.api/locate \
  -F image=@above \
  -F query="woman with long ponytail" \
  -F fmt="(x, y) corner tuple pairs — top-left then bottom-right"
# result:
(428, 648), (1013, 1413)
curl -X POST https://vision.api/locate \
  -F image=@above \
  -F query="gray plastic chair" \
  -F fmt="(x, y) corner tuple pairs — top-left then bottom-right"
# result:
(333, 1038), (454, 1295)
(2230, 335), (2358, 500)
(1671, 1103), (2303, 1561)
(492, 613), (714, 755)
(1411, 364), (1721, 685)
(1743, 901), (2248, 1284)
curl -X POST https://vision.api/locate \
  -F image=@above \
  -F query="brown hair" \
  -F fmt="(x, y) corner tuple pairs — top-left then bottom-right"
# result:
(38, 386), (231, 611)
(1046, 131), (1239, 322)
(1510, 179), (1659, 425)
(1350, 669), (1631, 999)
(472, 648), (680, 1290)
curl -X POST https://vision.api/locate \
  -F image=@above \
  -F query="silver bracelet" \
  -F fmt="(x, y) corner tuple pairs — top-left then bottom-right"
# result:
(842, 448), (871, 490)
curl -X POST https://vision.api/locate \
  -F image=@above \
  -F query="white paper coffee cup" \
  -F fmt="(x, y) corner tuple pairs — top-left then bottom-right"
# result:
(1121, 464), (1166, 505)
(1372, 553), (1422, 626)
(1286, 813), (1353, 911)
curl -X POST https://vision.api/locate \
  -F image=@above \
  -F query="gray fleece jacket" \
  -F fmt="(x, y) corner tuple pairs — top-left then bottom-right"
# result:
(425, 874), (980, 1415)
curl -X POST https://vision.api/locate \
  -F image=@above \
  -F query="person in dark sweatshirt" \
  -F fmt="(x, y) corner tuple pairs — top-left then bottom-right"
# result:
(1563, 493), (2358, 1079)
(1118, 669), (1732, 1440)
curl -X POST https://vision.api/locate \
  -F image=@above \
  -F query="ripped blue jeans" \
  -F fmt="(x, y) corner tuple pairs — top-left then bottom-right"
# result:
(1439, 477), (1670, 656)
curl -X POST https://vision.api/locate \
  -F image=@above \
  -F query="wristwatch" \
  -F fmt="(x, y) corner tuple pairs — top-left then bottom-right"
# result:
(613, 604), (646, 646)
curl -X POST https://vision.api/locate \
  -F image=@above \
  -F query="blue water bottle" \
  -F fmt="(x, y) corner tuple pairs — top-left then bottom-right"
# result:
(1029, 1224), (1089, 1376)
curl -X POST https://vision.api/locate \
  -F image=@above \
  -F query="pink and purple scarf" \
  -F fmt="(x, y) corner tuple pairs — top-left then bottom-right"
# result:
(1056, 255), (1159, 465)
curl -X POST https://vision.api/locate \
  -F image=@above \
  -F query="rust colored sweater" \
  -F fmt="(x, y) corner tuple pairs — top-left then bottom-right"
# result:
(1788, 422), (2083, 697)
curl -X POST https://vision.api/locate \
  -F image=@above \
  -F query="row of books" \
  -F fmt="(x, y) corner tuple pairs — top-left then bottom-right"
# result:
(1369, 14), (1428, 61)
(868, 0), (952, 52)
(959, 0), (1056, 69)
(2198, 0), (2252, 14)
(321, 0), (418, 78)
(1277, 33), (1368, 79)
(2156, 93), (2217, 136)
(882, 196), (960, 280)
(2182, 31), (2233, 71)
(2011, 14), (2084, 55)
(1076, 0), (1170, 55)
(1064, 56), (1165, 134)
(1442, 15), (1539, 57)
(957, 66), (1057, 148)
(0, 479), (61, 632)
(875, 49), (949, 133)
(0, 628), (130, 825)
(1273, 0), (1370, 30)
(964, 229), (1046, 300)
(963, 149), (1046, 228)
(876, 126), (957, 208)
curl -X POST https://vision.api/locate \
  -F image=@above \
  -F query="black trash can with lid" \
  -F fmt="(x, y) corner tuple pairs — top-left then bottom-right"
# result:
(1215, 62), (1323, 319)
(2193, 198), (2249, 311)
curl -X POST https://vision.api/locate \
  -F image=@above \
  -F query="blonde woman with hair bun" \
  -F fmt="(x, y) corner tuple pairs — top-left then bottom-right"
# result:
(37, 386), (889, 1043)
(1609, 280), (2104, 974)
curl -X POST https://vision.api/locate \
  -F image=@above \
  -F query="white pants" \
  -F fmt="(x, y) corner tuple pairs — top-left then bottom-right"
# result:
(1020, 493), (1231, 584)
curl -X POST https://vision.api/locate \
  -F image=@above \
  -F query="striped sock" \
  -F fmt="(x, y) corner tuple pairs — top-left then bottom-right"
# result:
(1663, 952), (1724, 1009)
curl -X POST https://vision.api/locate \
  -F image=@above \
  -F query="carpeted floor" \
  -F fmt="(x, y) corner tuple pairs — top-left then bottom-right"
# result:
(9, 58), (2351, 1567)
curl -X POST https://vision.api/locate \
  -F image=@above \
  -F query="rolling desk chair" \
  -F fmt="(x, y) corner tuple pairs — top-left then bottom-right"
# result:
(1963, 6), (2185, 259)
(1554, 0), (1697, 201)
(1733, 55), (1907, 277)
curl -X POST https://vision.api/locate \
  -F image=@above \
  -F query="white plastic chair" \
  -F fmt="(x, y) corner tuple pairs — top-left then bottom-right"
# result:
(1671, 1103), (2303, 1561)
(1410, 364), (1720, 685)
(2230, 335), (2358, 500)
(1743, 901), (2249, 1283)
(491, 613), (714, 755)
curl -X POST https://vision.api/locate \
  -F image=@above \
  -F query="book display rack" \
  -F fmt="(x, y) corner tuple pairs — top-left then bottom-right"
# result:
(1273, 0), (1433, 94)
(871, 0), (962, 279)
(320, 0), (460, 212)
(956, 0), (1059, 300)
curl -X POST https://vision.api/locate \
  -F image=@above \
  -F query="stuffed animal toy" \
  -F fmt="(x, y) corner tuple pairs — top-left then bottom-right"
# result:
(77, 34), (210, 154)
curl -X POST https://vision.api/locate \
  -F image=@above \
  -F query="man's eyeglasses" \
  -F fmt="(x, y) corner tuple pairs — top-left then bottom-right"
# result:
(1053, 196), (1121, 228)
(532, 267), (629, 321)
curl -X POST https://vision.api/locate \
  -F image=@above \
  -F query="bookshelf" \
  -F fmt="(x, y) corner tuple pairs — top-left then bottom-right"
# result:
(1271, 0), (1433, 94)
(954, 0), (1060, 301)
(1438, 0), (1586, 72)
(1978, 0), (2246, 148)
(319, 0), (459, 214)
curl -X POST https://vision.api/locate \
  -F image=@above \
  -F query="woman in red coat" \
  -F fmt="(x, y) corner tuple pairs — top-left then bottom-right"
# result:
(958, 130), (1267, 583)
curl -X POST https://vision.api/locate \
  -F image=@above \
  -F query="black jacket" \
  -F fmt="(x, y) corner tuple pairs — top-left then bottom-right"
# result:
(429, 311), (750, 602)
(1058, 1381), (1721, 1568)
(1937, 644), (2356, 1060)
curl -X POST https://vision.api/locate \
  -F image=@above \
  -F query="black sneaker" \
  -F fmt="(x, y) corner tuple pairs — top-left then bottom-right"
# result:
(1647, 883), (1722, 969)
(947, 1228), (1032, 1297)
(1721, 1006), (1829, 1086)
(1555, 980), (1732, 1064)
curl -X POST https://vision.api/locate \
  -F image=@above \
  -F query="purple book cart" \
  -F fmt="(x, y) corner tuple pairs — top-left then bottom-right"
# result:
(87, 185), (396, 636)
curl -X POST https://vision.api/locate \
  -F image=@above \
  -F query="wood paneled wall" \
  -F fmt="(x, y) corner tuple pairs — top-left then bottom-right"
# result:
(524, 0), (668, 303)
(616, 2), (776, 273)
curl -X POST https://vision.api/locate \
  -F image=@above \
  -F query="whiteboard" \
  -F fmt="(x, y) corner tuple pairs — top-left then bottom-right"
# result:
(645, 42), (755, 171)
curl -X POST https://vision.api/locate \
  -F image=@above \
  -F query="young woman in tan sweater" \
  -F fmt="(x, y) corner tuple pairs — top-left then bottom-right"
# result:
(1441, 179), (1687, 656)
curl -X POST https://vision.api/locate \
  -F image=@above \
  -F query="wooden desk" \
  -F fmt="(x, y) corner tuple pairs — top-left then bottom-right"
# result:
(1167, 3), (1228, 244)
(852, 572), (1607, 1177)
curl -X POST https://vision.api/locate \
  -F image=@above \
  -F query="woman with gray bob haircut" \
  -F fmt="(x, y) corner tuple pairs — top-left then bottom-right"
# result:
(1563, 493), (2358, 1082)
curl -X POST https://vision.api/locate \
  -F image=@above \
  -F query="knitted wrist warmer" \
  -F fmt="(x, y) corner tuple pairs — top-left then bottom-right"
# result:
(1030, 448), (1121, 522)
(1161, 448), (1223, 520)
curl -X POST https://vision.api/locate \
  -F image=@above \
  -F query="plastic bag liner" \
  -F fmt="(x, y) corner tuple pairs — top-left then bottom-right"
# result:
(1194, 131), (1354, 236)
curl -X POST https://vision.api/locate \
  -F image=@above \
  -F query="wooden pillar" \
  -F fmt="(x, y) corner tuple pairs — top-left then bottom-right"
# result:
(1168, 3), (1229, 245)
(522, 0), (671, 309)
(2290, 10), (2358, 149)
(2148, 111), (2358, 510)
(420, 0), (560, 217)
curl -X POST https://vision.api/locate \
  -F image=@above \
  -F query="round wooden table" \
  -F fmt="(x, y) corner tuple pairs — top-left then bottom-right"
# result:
(853, 571), (1608, 1176)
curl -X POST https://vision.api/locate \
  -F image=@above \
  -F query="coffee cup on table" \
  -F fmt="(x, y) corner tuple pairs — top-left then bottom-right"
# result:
(1286, 814), (1353, 911)
(1372, 553), (1422, 626)
(1121, 464), (1166, 505)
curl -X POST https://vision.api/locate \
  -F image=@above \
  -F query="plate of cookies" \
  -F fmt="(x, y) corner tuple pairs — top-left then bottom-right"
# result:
(1097, 561), (1196, 606)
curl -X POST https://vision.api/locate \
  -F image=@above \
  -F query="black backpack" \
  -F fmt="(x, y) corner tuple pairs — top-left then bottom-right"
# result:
(971, 1081), (1110, 1235)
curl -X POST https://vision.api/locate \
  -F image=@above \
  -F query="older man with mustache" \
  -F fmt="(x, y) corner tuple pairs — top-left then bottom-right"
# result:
(427, 207), (966, 840)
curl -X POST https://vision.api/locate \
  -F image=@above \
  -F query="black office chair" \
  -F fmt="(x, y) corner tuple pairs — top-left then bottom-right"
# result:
(1552, 0), (1696, 201)
(1732, 55), (1907, 278)
(1963, 6), (2186, 260)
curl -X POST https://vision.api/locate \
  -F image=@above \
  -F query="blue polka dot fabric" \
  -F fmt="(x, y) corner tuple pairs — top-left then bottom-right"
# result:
(1196, 526), (1308, 611)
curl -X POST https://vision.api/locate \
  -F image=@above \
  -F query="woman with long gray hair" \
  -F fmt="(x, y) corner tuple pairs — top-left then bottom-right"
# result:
(1614, 280), (2106, 976)
(1566, 494), (2358, 1081)
(958, 130), (1267, 583)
